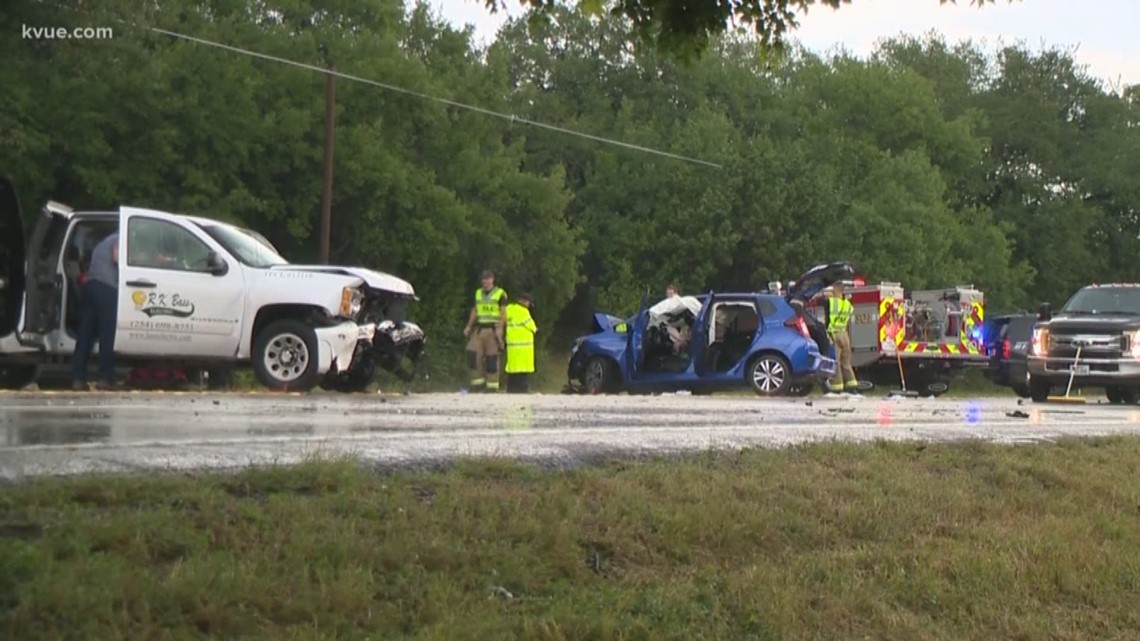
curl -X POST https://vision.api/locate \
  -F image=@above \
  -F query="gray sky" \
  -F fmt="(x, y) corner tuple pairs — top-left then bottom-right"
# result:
(430, 0), (1140, 88)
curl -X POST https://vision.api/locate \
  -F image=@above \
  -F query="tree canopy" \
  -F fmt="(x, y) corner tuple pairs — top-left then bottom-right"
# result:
(4, 0), (1138, 383)
(486, 0), (1006, 58)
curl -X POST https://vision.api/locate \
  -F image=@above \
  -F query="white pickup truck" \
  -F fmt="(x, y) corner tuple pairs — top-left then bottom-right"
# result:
(0, 176), (425, 392)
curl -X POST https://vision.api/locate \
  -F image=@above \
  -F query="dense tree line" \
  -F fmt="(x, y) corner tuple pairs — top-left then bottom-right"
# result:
(489, 0), (1005, 59)
(4, 0), (1139, 383)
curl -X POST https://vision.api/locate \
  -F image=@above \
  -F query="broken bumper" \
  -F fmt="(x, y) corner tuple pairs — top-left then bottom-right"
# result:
(1028, 355), (1140, 386)
(315, 321), (376, 375)
(567, 350), (586, 382)
(376, 320), (425, 346)
(812, 353), (837, 378)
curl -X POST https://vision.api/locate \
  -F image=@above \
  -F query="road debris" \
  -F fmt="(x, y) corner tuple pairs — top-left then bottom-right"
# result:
(490, 586), (515, 600)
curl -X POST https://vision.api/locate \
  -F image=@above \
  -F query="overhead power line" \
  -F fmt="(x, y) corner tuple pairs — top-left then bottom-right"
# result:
(39, 0), (724, 169)
(144, 27), (722, 168)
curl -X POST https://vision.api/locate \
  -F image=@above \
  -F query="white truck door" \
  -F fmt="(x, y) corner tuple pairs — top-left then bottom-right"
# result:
(115, 207), (245, 358)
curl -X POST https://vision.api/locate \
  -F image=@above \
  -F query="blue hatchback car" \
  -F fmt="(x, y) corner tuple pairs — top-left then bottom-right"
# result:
(566, 262), (854, 396)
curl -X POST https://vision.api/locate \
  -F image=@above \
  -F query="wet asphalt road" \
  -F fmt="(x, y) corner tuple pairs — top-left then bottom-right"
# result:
(2, 391), (1139, 479)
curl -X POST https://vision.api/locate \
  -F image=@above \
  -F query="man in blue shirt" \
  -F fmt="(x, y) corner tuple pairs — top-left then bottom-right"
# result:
(73, 233), (120, 390)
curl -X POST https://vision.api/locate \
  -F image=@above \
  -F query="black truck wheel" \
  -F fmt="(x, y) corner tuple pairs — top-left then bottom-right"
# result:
(1011, 368), (1032, 399)
(1030, 379), (1052, 403)
(1106, 386), (1140, 405)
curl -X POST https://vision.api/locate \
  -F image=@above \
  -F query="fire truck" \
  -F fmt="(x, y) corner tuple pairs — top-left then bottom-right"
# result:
(804, 281), (987, 396)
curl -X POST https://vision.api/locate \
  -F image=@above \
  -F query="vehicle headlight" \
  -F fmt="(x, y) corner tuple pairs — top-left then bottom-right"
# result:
(571, 338), (584, 353)
(340, 287), (364, 318)
(1130, 330), (1140, 359)
(1031, 327), (1048, 356)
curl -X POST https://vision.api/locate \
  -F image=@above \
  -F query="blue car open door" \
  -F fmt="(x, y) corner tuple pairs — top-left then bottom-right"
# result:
(625, 287), (651, 379)
(692, 292), (716, 377)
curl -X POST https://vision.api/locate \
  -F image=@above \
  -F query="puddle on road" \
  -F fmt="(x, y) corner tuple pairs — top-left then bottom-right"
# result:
(2, 396), (1131, 449)
(6, 423), (112, 446)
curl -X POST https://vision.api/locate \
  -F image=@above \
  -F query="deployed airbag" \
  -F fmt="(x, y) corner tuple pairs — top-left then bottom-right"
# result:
(649, 296), (702, 318)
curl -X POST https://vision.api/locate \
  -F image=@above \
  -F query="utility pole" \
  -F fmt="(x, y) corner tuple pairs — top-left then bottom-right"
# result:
(319, 65), (336, 264)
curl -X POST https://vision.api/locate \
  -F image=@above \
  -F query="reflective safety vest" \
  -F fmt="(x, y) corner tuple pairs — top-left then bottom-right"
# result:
(504, 303), (537, 374)
(827, 296), (854, 334)
(475, 287), (507, 326)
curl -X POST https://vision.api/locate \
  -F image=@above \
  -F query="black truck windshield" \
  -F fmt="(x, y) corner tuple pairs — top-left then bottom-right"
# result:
(1062, 287), (1140, 315)
(200, 224), (288, 268)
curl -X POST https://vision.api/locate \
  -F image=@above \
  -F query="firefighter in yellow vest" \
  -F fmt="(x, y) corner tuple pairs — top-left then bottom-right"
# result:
(504, 293), (537, 393)
(824, 281), (860, 395)
(463, 270), (508, 391)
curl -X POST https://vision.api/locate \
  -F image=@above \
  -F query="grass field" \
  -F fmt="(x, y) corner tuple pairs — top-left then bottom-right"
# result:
(6, 439), (1140, 640)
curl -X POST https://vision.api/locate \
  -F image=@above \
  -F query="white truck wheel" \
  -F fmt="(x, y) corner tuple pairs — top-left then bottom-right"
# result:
(252, 320), (320, 392)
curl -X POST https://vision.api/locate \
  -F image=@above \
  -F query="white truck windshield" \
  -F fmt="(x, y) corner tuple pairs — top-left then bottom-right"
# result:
(199, 224), (288, 268)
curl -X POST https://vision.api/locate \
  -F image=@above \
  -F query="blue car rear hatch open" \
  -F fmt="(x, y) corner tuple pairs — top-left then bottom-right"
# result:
(788, 262), (856, 303)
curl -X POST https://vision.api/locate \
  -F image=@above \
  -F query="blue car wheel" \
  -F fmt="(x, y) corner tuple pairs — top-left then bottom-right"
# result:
(747, 354), (791, 397)
(582, 356), (618, 395)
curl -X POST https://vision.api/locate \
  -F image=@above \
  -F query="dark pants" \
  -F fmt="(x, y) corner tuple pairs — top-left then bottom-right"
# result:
(73, 280), (118, 384)
(506, 373), (529, 394)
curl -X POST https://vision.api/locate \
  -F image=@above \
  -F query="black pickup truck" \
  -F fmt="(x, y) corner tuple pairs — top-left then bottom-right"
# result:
(1026, 283), (1140, 404)
(983, 313), (1035, 398)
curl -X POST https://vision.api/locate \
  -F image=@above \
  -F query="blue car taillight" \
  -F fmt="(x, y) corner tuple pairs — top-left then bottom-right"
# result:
(784, 316), (810, 339)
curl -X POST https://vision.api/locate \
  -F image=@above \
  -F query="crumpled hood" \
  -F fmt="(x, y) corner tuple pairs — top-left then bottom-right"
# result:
(269, 265), (416, 298)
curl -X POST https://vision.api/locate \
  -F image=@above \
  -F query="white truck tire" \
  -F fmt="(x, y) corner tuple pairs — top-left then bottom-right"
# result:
(252, 320), (320, 392)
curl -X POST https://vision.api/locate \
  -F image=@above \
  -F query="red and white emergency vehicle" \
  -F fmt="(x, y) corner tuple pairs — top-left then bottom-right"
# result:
(805, 280), (987, 396)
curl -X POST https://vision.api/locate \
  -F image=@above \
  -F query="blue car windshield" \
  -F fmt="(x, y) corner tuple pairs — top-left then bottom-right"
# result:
(1062, 287), (1140, 315)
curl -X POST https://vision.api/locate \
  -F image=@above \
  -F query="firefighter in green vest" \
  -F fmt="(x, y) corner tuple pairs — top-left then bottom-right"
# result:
(504, 293), (537, 393)
(463, 270), (508, 391)
(823, 281), (860, 395)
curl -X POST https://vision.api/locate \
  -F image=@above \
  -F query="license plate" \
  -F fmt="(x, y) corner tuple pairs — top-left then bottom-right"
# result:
(1071, 364), (1090, 375)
